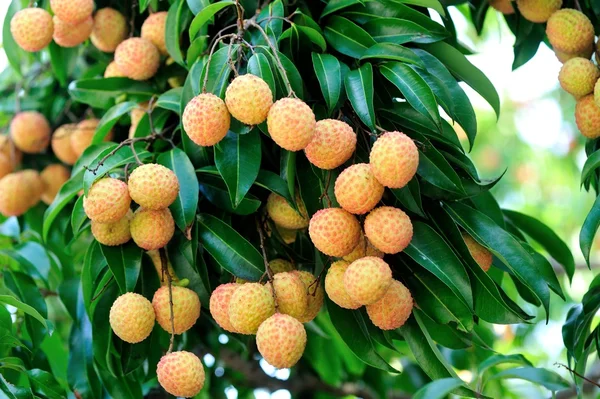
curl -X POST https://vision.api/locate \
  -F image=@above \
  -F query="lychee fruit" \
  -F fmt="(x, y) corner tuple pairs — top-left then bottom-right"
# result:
(366, 279), (413, 330)
(209, 283), (239, 333)
(51, 124), (78, 165)
(153, 286), (201, 334)
(274, 225), (297, 244)
(109, 292), (155, 343)
(128, 164), (179, 209)
(268, 272), (307, 320)
(364, 206), (413, 254)
(10, 111), (51, 154)
(266, 193), (309, 229)
(157, 351), (205, 398)
(91, 8), (129, 53)
(21, 170), (44, 208)
(71, 119), (113, 158)
(129, 102), (150, 138)
(547, 9), (594, 54)
(0, 135), (22, 165)
(10, 8), (54, 52)
(40, 164), (70, 205)
(50, 0), (94, 25)
(575, 95), (600, 139)
(516, 0), (561, 23)
(225, 74), (273, 125)
(369, 131), (418, 189)
(91, 210), (133, 246)
(104, 61), (125, 78)
(182, 93), (231, 146)
(130, 207), (175, 250)
(308, 208), (361, 257)
(267, 98), (316, 151)
(115, 38), (160, 81)
(558, 57), (599, 98)
(0, 155), (12, 180)
(147, 250), (178, 284)
(344, 256), (392, 306)
(490, 0), (515, 14)
(325, 261), (361, 309)
(256, 313), (307, 369)
(141, 11), (168, 55)
(83, 178), (131, 223)
(463, 233), (493, 272)
(228, 282), (275, 334)
(334, 163), (384, 215)
(304, 119), (357, 170)
(342, 231), (384, 263)
(53, 15), (93, 48)
(555, 44), (594, 64)
(0, 173), (33, 216)
(292, 270), (324, 323)
(269, 258), (294, 274)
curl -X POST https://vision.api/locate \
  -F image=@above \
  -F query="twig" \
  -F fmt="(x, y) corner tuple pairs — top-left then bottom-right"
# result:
(160, 248), (176, 354)
(318, 171), (333, 207)
(129, 0), (138, 38)
(235, 0), (245, 33)
(556, 363), (600, 389)
(226, 36), (239, 77)
(202, 33), (238, 93)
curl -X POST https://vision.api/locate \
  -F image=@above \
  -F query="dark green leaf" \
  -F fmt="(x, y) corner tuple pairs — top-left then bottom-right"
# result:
(93, 101), (138, 144)
(247, 53), (276, 96)
(413, 378), (465, 399)
(165, 0), (189, 66)
(324, 16), (375, 59)
(156, 88), (183, 114)
(344, 63), (375, 131)
(68, 78), (155, 109)
(188, 1), (235, 40)
(26, 369), (65, 399)
(580, 194), (600, 266)
(361, 43), (425, 66)
(101, 243), (142, 294)
(363, 18), (447, 44)
(312, 52), (342, 114)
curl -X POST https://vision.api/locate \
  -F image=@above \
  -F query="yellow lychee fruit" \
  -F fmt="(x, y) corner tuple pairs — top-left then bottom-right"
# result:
(153, 286), (201, 334)
(325, 261), (361, 310)
(129, 102), (150, 138)
(115, 38), (160, 81)
(0, 173), (33, 216)
(91, 210), (133, 246)
(275, 225), (297, 244)
(267, 98), (316, 151)
(51, 124), (78, 165)
(344, 256), (392, 306)
(304, 119), (357, 170)
(364, 206), (413, 254)
(10, 111), (51, 154)
(342, 230), (384, 263)
(228, 282), (275, 334)
(266, 193), (309, 229)
(130, 207), (175, 250)
(104, 61), (125, 78)
(463, 233), (493, 272)
(91, 8), (129, 53)
(490, 0), (515, 14)
(53, 15), (93, 48)
(21, 169), (45, 208)
(0, 135), (22, 166)
(370, 131), (418, 189)
(575, 95), (600, 139)
(558, 58), (599, 98)
(109, 292), (155, 343)
(225, 74), (273, 125)
(50, 0), (94, 25)
(83, 178), (131, 223)
(157, 351), (205, 398)
(128, 164), (179, 209)
(146, 250), (179, 284)
(71, 119), (114, 158)
(308, 208), (361, 257)
(256, 313), (307, 369)
(267, 272), (307, 320)
(10, 8), (54, 52)
(182, 93), (231, 146)
(141, 12), (168, 55)
(0, 155), (12, 180)
(555, 43), (594, 64)
(269, 258), (294, 274)
(366, 279), (413, 330)
(516, 0), (561, 23)
(40, 164), (70, 205)
(547, 9), (594, 54)
(334, 163), (384, 215)
(209, 283), (239, 333)
(292, 270), (324, 323)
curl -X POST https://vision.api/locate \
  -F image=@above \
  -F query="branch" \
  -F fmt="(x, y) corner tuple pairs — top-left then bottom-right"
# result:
(556, 362), (600, 399)
(159, 248), (176, 354)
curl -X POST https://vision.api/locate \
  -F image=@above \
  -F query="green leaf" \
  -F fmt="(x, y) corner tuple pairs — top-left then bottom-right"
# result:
(189, 1), (235, 40)
(413, 378), (465, 399)
(2, 0), (24, 77)
(580, 194), (600, 266)
(363, 18), (447, 44)
(100, 243), (142, 294)
(477, 354), (532, 376)
(324, 16), (376, 59)
(247, 53), (276, 96)
(312, 53), (342, 114)
(255, 170), (294, 204)
(68, 78), (155, 109)
(321, 0), (365, 17)
(166, 0), (189, 66)
(280, 150), (296, 204)
(156, 87), (183, 114)
(26, 369), (66, 399)
(396, 0), (446, 16)
(48, 43), (79, 87)
(201, 44), (239, 97)
(361, 43), (425, 66)
(486, 367), (570, 392)
(344, 63), (375, 131)
(92, 101), (138, 144)
(296, 25), (327, 51)
(197, 171), (262, 215)
(0, 295), (48, 330)
(42, 173), (84, 242)
(582, 150), (600, 185)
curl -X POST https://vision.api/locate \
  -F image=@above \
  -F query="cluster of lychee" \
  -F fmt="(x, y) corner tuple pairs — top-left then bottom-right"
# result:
(83, 163), (179, 250)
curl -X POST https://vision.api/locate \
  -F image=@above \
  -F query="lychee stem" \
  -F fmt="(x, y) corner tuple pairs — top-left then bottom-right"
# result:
(255, 216), (279, 311)
(160, 247), (176, 354)
(202, 33), (239, 93)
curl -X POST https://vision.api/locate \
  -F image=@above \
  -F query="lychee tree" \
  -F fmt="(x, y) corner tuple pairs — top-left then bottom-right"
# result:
(0, 0), (578, 398)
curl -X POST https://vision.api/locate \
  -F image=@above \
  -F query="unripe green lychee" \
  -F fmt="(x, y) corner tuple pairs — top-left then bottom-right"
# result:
(109, 292), (155, 343)
(325, 261), (361, 310)
(115, 38), (160, 81)
(266, 193), (309, 229)
(490, 0), (515, 14)
(153, 286), (201, 334)
(182, 93), (231, 146)
(50, 0), (94, 25)
(21, 170), (44, 208)
(463, 233), (493, 272)
(91, 8), (129, 53)
(344, 256), (392, 306)
(268, 272), (307, 320)
(0, 135), (22, 166)
(342, 231), (384, 263)
(53, 15), (93, 48)
(228, 282), (275, 334)
(130, 207), (175, 250)
(0, 155), (12, 180)
(141, 12), (168, 55)
(364, 206), (413, 254)
(225, 74), (273, 125)
(157, 351), (205, 398)
(547, 9), (594, 54)
(370, 131), (418, 189)
(308, 208), (361, 257)
(147, 250), (179, 285)
(516, 0), (561, 23)
(256, 314), (307, 369)
(128, 164), (179, 209)
(104, 61), (125, 78)
(209, 283), (239, 333)
(558, 58), (599, 98)
(575, 95), (600, 139)
(292, 270), (324, 323)
(84, 178), (131, 223)
(91, 210), (133, 246)
(51, 124), (78, 165)
(10, 111), (51, 154)
(0, 173), (33, 216)
(267, 98), (316, 151)
(10, 8), (54, 52)
(40, 164), (70, 205)
(304, 119), (356, 170)
(366, 279), (413, 330)
(71, 119), (114, 158)
(334, 163), (384, 215)
(269, 258), (294, 274)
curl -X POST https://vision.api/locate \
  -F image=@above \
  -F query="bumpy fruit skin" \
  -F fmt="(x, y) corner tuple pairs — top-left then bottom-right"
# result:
(147, 250), (178, 284)
(225, 74), (273, 125)
(0, 155), (12, 180)
(104, 61), (124, 78)
(547, 9), (594, 54)
(490, 0), (515, 14)
(71, 119), (114, 158)
(157, 351), (205, 398)
(109, 293), (155, 343)
(153, 286), (201, 334)
(559, 58), (599, 98)
(21, 170), (44, 208)
(51, 124), (78, 165)
(366, 280), (413, 330)
(10, 111), (51, 154)
(256, 314), (307, 369)
(343, 231), (384, 263)
(140, 12), (168, 55)
(364, 206), (413, 254)
(325, 261), (361, 309)
(575, 95), (600, 139)
(130, 208), (175, 250)
(335, 163), (384, 215)
(182, 93), (231, 146)
(53, 16), (93, 48)
(304, 119), (356, 170)
(292, 271), (324, 323)
(40, 164), (70, 205)
(267, 98), (316, 151)
(10, 8), (54, 52)
(344, 257), (392, 305)
(91, 8), (128, 53)
(269, 259), (294, 274)
(370, 131), (418, 189)
(209, 283), (239, 333)
(128, 164), (179, 209)
(268, 272), (307, 320)
(91, 210), (133, 246)
(229, 283), (275, 334)
(0, 173), (33, 216)
(50, 0), (94, 24)
(308, 208), (361, 257)
(463, 233), (493, 272)
(555, 45), (594, 64)
(266, 193), (309, 229)
(516, 0), (561, 23)
(84, 178), (131, 223)
(115, 38), (161, 81)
